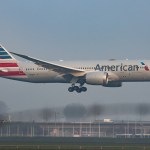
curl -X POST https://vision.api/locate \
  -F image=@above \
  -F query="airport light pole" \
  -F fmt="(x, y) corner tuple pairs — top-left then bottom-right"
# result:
(99, 120), (101, 138)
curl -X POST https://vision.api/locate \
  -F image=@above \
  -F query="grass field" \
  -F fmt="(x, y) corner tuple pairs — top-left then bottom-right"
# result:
(0, 145), (149, 150)
(0, 137), (150, 150)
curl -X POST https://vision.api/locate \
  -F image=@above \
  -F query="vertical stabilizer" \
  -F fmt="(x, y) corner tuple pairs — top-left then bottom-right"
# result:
(0, 45), (16, 61)
(0, 45), (26, 77)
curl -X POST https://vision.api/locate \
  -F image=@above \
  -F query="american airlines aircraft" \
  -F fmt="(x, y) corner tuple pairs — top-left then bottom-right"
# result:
(0, 45), (150, 93)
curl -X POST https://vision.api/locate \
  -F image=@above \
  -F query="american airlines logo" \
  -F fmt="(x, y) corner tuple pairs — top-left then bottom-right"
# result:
(95, 64), (139, 72)
(141, 62), (150, 71)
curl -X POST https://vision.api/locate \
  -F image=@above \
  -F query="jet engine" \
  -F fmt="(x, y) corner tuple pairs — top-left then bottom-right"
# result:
(85, 72), (108, 85)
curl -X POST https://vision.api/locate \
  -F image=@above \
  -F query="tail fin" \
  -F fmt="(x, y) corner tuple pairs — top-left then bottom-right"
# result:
(0, 45), (16, 61)
(0, 45), (24, 76)
(0, 45), (25, 77)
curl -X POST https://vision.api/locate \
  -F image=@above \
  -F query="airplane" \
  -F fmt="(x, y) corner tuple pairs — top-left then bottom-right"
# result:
(0, 44), (150, 93)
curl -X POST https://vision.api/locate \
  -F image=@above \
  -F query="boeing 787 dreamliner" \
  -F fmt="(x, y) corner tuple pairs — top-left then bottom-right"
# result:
(0, 45), (149, 93)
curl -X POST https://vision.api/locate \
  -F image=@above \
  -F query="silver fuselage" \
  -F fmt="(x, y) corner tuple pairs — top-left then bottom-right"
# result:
(4, 60), (150, 84)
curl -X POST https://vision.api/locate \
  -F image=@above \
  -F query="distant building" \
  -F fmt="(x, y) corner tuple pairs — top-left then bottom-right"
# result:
(0, 121), (150, 138)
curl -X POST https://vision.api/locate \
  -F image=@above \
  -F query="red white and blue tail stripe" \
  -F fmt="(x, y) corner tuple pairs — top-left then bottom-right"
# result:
(0, 45), (26, 77)
(0, 45), (16, 60)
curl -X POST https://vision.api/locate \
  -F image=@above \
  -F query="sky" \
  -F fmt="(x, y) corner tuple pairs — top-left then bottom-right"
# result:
(0, 0), (150, 120)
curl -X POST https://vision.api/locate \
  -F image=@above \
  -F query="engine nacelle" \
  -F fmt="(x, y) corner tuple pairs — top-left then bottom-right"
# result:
(86, 72), (108, 85)
(103, 82), (122, 87)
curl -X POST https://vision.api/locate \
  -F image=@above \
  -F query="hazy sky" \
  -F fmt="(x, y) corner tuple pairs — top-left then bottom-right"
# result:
(0, 0), (150, 117)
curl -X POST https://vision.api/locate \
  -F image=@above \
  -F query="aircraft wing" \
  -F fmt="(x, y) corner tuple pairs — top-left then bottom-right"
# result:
(10, 52), (85, 76)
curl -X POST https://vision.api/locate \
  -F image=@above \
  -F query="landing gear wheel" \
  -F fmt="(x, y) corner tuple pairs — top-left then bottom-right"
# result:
(68, 87), (74, 92)
(81, 87), (87, 92)
(76, 88), (82, 93)
(74, 86), (79, 91)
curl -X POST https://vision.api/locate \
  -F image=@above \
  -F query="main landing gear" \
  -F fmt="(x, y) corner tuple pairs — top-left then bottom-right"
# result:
(68, 85), (87, 93)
